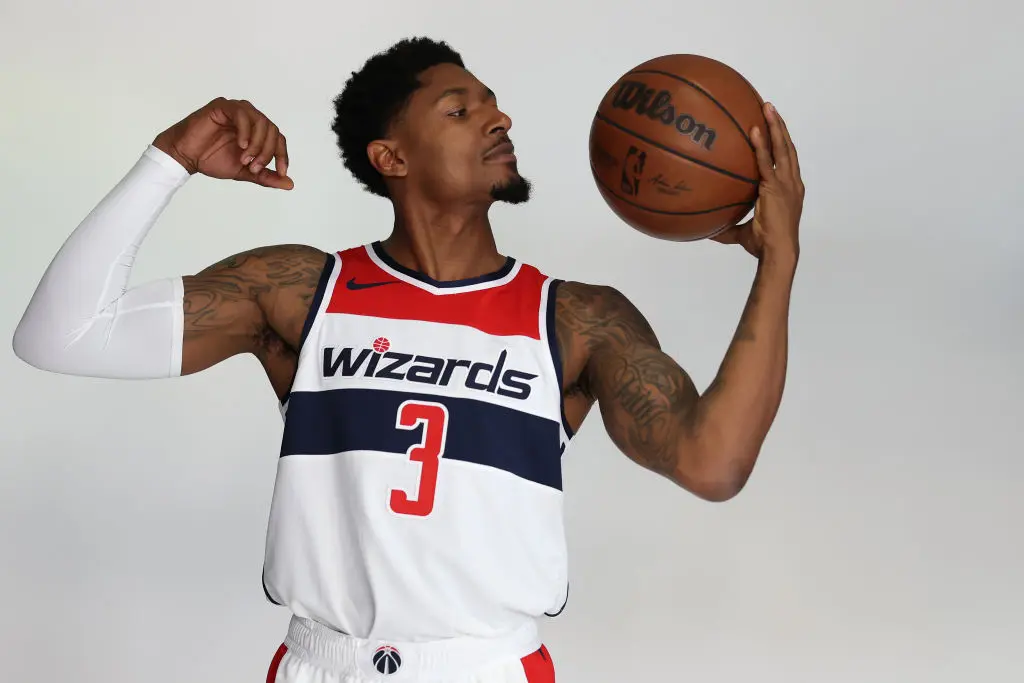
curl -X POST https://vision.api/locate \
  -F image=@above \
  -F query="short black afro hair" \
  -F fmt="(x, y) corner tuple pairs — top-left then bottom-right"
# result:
(331, 37), (465, 198)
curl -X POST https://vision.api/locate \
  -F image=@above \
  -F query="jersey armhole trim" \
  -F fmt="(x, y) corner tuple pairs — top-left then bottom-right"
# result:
(545, 278), (575, 441)
(298, 251), (337, 349)
(280, 251), (338, 407)
(261, 569), (282, 606)
(544, 582), (569, 617)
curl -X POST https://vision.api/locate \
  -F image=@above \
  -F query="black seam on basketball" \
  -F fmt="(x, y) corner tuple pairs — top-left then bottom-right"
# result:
(628, 68), (756, 153)
(590, 162), (753, 216)
(593, 113), (757, 185)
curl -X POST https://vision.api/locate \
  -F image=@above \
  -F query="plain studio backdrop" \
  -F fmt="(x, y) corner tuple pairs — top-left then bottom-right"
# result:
(1, 0), (1021, 681)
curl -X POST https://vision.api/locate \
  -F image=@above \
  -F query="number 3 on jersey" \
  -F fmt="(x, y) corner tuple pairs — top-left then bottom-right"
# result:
(389, 400), (449, 517)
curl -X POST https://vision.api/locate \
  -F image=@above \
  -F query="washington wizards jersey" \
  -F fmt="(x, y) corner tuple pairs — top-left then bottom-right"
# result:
(260, 242), (574, 642)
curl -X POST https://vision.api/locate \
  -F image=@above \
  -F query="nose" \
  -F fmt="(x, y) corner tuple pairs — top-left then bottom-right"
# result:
(486, 106), (512, 136)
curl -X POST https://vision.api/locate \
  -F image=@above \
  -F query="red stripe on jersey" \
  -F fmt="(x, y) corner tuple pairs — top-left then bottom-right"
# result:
(325, 247), (546, 339)
(520, 645), (555, 683)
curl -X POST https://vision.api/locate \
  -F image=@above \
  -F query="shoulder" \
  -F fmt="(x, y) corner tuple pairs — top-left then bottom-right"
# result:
(551, 280), (662, 399)
(247, 243), (332, 277)
(554, 280), (659, 352)
(246, 245), (334, 317)
(196, 243), (329, 279)
(555, 280), (627, 311)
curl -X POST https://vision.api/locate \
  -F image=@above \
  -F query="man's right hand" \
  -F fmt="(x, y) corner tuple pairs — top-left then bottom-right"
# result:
(152, 97), (293, 190)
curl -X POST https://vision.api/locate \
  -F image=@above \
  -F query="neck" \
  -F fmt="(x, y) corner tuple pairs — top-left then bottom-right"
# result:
(381, 194), (505, 281)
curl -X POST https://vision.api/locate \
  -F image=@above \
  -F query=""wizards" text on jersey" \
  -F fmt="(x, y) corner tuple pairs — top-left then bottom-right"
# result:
(322, 346), (538, 400)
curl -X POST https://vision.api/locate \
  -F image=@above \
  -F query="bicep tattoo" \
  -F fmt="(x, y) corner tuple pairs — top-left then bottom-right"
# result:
(557, 282), (700, 477)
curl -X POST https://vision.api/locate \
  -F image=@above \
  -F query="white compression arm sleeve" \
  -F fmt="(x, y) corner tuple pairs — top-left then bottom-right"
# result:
(13, 145), (192, 379)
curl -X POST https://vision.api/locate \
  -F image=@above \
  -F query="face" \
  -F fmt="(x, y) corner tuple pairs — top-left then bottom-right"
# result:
(371, 63), (531, 205)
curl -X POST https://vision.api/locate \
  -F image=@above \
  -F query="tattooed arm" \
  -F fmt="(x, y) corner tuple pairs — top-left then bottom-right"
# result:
(181, 244), (327, 377)
(562, 102), (805, 501)
(557, 259), (795, 501)
(14, 215), (325, 392)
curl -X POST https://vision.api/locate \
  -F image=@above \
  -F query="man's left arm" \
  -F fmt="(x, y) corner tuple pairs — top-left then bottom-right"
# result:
(559, 262), (794, 502)
(562, 101), (803, 502)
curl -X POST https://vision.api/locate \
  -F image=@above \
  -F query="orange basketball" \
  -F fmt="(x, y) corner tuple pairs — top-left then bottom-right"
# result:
(588, 54), (768, 241)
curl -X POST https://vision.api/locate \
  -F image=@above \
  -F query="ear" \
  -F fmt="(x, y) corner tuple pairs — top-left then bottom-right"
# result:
(367, 140), (407, 180)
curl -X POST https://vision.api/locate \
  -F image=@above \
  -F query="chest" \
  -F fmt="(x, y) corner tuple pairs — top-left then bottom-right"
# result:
(282, 254), (564, 421)
(299, 309), (560, 412)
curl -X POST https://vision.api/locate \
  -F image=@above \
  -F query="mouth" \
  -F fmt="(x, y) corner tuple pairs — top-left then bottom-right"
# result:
(483, 140), (516, 164)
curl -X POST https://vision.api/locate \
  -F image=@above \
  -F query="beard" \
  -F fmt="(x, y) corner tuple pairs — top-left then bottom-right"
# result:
(490, 172), (532, 204)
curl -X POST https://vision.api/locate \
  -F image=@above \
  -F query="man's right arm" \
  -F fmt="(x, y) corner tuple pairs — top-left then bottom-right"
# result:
(11, 144), (323, 381)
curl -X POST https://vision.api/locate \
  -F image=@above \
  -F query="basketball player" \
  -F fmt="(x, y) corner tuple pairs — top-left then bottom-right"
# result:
(12, 37), (803, 683)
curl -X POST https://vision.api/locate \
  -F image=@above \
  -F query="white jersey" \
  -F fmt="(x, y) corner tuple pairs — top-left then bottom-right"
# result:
(261, 242), (574, 642)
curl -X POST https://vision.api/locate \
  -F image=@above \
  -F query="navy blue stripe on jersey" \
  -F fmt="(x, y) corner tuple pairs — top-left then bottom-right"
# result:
(281, 388), (563, 490)
(371, 241), (516, 289)
(546, 279), (574, 440)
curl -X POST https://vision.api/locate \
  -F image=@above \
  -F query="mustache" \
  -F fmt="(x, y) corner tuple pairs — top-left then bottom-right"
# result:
(485, 135), (513, 155)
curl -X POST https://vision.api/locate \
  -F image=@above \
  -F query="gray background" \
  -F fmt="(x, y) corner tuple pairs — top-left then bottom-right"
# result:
(1, 0), (1021, 681)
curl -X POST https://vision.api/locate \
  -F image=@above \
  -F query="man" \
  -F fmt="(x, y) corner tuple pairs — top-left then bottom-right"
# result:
(13, 37), (803, 683)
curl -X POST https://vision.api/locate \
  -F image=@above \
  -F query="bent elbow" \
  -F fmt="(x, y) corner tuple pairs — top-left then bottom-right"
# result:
(12, 323), (59, 372)
(13, 321), (43, 367)
(674, 439), (760, 502)
(12, 315), (83, 375)
(681, 474), (747, 503)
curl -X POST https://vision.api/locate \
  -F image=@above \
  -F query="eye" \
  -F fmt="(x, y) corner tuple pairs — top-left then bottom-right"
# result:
(448, 107), (467, 118)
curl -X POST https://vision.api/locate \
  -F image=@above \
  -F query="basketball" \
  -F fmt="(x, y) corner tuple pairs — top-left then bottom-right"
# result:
(588, 54), (768, 241)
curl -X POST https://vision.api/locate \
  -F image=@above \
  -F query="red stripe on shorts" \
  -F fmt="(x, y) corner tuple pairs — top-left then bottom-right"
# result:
(266, 643), (288, 683)
(520, 644), (555, 682)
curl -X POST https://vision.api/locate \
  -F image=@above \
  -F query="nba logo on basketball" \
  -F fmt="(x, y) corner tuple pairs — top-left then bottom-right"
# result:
(373, 645), (402, 675)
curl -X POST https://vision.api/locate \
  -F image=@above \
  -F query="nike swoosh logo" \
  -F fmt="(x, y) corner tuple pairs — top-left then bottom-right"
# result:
(346, 277), (399, 290)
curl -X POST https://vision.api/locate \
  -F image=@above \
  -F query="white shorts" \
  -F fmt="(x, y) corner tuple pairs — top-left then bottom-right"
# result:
(266, 616), (556, 683)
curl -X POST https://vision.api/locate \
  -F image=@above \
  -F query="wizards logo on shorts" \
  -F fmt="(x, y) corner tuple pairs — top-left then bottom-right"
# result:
(322, 338), (538, 400)
(373, 645), (402, 675)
